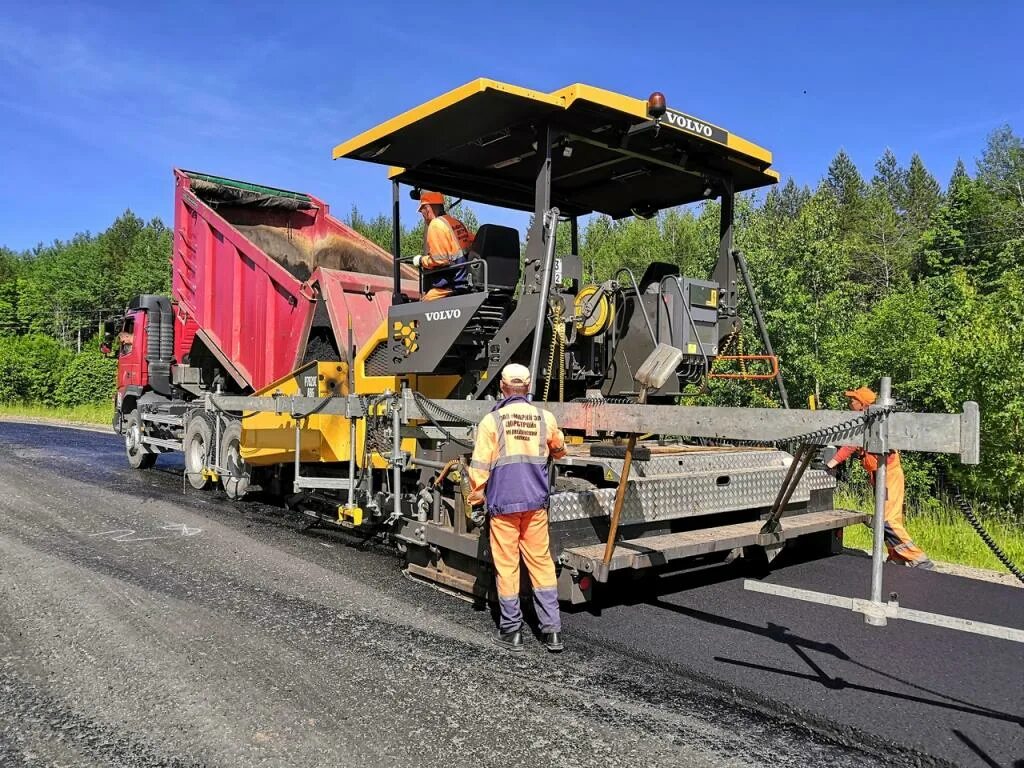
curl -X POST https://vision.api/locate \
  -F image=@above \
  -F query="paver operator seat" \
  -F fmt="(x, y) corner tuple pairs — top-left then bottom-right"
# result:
(465, 224), (521, 294)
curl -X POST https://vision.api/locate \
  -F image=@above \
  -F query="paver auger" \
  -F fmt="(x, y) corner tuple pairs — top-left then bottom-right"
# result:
(105, 80), (979, 604)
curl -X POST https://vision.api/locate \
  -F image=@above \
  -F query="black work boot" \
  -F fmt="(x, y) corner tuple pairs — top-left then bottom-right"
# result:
(543, 631), (564, 653)
(494, 629), (524, 652)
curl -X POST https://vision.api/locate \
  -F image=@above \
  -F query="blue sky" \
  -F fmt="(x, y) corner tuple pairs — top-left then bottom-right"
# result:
(2, 1), (1022, 251)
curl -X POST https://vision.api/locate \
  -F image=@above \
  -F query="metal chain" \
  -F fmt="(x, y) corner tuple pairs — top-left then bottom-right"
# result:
(361, 394), (391, 454)
(703, 406), (898, 450)
(558, 312), (566, 403)
(710, 326), (740, 376)
(542, 304), (567, 403)
(573, 395), (637, 405)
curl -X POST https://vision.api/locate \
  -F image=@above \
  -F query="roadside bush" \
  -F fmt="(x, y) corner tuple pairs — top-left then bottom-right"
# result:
(0, 334), (70, 404)
(0, 337), (31, 402)
(55, 347), (117, 407)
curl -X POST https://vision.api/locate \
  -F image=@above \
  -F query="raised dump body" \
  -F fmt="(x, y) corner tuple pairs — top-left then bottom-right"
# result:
(171, 169), (417, 391)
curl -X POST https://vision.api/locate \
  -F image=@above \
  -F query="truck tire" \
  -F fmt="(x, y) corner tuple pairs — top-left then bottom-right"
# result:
(124, 409), (156, 470)
(183, 414), (214, 490)
(220, 421), (251, 500)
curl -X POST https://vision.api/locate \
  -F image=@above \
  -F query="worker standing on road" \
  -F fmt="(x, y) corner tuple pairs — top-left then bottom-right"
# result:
(827, 386), (933, 569)
(467, 363), (567, 653)
(411, 191), (474, 301)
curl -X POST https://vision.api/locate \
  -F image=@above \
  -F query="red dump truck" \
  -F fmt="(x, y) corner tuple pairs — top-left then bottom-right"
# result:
(106, 170), (423, 496)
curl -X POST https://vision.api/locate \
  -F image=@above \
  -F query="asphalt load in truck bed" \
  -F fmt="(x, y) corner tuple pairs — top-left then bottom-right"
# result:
(0, 422), (1020, 768)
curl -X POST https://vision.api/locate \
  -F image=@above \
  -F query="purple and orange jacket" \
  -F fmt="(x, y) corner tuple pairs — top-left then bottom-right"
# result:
(467, 395), (567, 515)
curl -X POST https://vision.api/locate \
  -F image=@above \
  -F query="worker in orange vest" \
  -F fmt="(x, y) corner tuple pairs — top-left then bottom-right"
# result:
(827, 386), (933, 569)
(411, 191), (475, 301)
(467, 363), (568, 652)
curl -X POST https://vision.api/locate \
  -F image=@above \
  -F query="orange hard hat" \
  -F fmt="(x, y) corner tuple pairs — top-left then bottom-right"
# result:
(417, 190), (444, 207)
(844, 386), (877, 407)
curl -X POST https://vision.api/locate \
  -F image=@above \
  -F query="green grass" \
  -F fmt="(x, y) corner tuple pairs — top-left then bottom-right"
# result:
(0, 401), (113, 427)
(836, 487), (1024, 574)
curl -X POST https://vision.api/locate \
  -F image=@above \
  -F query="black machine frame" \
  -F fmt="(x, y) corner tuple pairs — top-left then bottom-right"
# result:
(382, 115), (789, 405)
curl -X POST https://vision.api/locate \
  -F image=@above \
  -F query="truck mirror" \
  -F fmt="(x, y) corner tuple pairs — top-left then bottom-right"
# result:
(100, 342), (113, 357)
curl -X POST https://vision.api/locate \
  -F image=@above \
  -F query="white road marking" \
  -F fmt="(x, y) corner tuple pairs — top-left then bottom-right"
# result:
(85, 523), (202, 543)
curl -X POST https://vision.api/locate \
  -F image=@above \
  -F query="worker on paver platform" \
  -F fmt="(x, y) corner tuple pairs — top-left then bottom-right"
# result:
(411, 191), (474, 301)
(827, 386), (933, 569)
(467, 363), (567, 653)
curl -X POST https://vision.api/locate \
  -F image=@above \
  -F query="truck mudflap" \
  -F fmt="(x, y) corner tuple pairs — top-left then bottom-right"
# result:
(559, 509), (867, 583)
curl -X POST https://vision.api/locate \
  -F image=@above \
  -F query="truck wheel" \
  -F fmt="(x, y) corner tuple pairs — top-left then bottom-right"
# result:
(183, 414), (214, 490)
(124, 410), (156, 470)
(220, 421), (251, 500)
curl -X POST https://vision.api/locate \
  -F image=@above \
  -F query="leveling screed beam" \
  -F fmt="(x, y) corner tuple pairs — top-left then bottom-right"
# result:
(208, 393), (980, 460)
(398, 394), (981, 462)
(209, 395), (980, 458)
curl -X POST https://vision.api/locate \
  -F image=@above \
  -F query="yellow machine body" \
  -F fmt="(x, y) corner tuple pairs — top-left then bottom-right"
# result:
(240, 319), (459, 467)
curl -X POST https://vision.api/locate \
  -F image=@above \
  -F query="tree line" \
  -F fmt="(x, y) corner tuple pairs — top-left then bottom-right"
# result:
(0, 128), (1020, 506)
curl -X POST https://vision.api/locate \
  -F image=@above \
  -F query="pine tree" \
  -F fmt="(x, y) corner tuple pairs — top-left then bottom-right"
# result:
(905, 154), (942, 232)
(825, 149), (867, 235)
(977, 125), (1024, 209)
(871, 148), (909, 212)
(949, 158), (969, 187)
(921, 170), (973, 277)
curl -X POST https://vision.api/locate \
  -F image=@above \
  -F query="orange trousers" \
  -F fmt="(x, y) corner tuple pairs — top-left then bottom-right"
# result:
(489, 509), (561, 633)
(422, 287), (453, 301)
(875, 463), (929, 565)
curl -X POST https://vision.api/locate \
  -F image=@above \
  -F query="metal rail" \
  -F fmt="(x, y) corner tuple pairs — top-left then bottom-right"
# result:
(207, 393), (980, 461)
(745, 580), (1024, 644)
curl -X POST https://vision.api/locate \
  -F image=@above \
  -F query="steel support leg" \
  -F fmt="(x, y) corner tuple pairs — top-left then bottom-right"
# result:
(392, 389), (403, 517)
(734, 250), (789, 408)
(865, 377), (893, 625)
(528, 207), (560, 397)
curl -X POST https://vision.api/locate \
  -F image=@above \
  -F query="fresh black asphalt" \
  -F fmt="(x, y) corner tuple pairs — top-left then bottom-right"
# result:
(0, 421), (1020, 767)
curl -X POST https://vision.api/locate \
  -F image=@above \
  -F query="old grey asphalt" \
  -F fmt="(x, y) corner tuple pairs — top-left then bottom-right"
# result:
(0, 422), (1020, 767)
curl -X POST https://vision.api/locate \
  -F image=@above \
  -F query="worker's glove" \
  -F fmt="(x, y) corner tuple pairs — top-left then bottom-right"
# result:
(470, 507), (487, 528)
(411, 254), (423, 268)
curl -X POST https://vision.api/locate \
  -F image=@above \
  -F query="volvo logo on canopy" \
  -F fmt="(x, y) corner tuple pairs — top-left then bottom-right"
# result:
(661, 109), (729, 145)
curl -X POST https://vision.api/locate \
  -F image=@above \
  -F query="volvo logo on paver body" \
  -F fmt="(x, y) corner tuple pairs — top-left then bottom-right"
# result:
(662, 109), (728, 144)
(424, 309), (462, 321)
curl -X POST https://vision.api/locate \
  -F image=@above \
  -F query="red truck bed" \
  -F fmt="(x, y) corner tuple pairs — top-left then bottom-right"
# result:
(171, 169), (417, 391)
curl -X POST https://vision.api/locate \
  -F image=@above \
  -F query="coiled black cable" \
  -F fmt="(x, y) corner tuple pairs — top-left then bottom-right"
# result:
(943, 471), (1024, 584)
(410, 391), (475, 449)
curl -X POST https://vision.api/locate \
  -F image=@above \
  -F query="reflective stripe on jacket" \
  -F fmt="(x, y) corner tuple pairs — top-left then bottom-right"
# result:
(422, 215), (474, 290)
(467, 395), (567, 515)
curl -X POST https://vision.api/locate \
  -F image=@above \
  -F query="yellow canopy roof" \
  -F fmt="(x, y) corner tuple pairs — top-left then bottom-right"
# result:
(333, 79), (779, 218)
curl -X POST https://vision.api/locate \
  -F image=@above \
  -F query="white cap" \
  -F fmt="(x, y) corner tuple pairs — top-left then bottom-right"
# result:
(500, 363), (531, 386)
